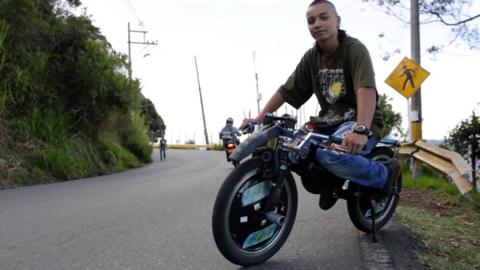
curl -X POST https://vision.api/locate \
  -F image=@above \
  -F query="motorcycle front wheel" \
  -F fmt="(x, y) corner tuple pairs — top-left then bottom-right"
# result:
(212, 157), (298, 266)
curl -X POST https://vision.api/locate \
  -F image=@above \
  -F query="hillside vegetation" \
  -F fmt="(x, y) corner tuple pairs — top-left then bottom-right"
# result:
(398, 166), (480, 270)
(0, 0), (164, 188)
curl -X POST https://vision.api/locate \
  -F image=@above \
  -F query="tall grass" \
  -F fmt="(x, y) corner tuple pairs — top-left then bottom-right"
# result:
(16, 108), (154, 181)
(119, 112), (153, 163)
(0, 20), (9, 117)
(398, 164), (480, 270)
(98, 131), (140, 171)
(402, 169), (461, 196)
(402, 162), (480, 200)
(13, 107), (68, 143)
(32, 138), (90, 180)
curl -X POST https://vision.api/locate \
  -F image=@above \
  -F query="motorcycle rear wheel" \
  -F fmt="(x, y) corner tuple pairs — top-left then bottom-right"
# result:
(212, 157), (298, 266)
(347, 147), (401, 232)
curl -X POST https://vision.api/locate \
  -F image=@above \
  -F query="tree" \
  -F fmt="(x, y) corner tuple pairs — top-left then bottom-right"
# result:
(378, 93), (404, 139)
(363, 0), (479, 57)
(444, 111), (480, 190)
(141, 98), (166, 139)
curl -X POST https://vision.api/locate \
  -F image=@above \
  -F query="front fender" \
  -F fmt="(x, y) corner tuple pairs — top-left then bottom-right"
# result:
(230, 125), (281, 162)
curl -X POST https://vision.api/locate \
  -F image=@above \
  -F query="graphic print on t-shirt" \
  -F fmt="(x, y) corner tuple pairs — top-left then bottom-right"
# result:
(318, 68), (346, 104)
(312, 67), (356, 127)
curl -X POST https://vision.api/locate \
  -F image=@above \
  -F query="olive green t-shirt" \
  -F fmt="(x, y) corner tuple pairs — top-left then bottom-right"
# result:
(278, 33), (384, 138)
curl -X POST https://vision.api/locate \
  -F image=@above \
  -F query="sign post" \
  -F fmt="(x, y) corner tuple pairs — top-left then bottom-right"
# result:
(386, 56), (430, 177)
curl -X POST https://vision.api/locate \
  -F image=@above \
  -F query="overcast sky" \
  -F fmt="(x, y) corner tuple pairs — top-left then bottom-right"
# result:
(77, 0), (480, 144)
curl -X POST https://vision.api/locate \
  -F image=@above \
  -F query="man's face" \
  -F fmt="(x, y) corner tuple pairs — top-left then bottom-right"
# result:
(306, 3), (340, 42)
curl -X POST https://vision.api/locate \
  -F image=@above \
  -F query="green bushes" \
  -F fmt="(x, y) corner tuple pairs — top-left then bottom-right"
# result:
(9, 108), (152, 184)
(120, 113), (153, 163)
(0, 1), (161, 187)
(402, 164), (463, 196)
(210, 143), (225, 151)
(32, 139), (90, 180)
(98, 132), (140, 171)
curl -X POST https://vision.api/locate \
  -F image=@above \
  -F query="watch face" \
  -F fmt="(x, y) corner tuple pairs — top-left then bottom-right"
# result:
(355, 125), (366, 133)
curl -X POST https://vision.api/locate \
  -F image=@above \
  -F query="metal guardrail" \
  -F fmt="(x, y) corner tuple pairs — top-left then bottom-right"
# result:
(169, 144), (216, 150)
(399, 140), (473, 195)
(152, 144), (216, 150)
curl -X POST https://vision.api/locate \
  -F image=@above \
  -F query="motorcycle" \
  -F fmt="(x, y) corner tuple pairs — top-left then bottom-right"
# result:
(220, 131), (240, 167)
(224, 139), (239, 167)
(212, 113), (401, 266)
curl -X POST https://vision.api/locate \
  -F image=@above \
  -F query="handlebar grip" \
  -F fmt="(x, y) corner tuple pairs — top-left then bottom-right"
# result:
(330, 135), (343, 145)
(329, 134), (376, 155)
(242, 123), (257, 134)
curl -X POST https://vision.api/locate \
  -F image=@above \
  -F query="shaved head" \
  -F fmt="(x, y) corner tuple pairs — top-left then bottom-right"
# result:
(309, 0), (338, 16)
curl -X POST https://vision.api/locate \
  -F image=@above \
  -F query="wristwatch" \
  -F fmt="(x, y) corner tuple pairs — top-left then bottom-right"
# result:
(353, 124), (373, 137)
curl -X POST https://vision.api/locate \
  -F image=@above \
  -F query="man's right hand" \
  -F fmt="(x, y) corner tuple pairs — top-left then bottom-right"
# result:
(239, 118), (256, 132)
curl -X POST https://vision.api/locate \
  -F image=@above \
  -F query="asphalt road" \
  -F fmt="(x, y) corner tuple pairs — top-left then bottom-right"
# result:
(0, 149), (423, 270)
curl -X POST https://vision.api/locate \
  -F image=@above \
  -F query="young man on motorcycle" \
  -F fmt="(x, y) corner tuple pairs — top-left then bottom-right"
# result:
(239, 0), (401, 210)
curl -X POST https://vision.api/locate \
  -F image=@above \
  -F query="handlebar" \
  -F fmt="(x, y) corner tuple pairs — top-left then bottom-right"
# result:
(242, 113), (297, 134)
(241, 122), (258, 134)
(287, 130), (377, 157)
(287, 132), (339, 151)
(263, 113), (296, 128)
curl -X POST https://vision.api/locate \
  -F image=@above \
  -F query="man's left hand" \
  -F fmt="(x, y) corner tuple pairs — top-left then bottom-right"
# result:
(342, 132), (368, 154)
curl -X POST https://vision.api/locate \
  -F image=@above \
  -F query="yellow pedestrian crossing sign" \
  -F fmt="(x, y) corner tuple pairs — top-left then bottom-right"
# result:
(385, 57), (430, 98)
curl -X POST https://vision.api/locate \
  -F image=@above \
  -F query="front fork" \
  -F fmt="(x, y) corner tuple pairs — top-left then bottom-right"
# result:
(263, 148), (290, 216)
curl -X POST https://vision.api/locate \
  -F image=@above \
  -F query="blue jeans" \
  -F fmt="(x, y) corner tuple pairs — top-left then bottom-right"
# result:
(160, 147), (166, 160)
(314, 122), (388, 189)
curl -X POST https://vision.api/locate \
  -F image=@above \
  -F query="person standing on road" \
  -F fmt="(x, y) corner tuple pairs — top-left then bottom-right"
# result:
(160, 137), (167, 160)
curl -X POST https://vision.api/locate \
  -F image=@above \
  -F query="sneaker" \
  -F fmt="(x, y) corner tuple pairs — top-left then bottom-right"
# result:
(319, 192), (338, 210)
(382, 159), (401, 196)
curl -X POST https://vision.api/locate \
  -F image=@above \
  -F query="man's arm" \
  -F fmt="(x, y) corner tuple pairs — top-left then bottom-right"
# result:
(355, 87), (376, 129)
(342, 87), (377, 154)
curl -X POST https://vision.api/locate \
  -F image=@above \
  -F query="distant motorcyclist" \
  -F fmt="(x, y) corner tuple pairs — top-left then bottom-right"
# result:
(219, 117), (242, 146)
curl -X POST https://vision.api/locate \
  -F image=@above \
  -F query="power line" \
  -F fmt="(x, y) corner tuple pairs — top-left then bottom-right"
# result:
(123, 0), (142, 25)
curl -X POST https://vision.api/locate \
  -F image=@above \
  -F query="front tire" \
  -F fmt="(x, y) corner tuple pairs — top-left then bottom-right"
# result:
(212, 157), (298, 266)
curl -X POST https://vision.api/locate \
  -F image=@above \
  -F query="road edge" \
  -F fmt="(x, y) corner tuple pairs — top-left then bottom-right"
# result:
(359, 214), (427, 270)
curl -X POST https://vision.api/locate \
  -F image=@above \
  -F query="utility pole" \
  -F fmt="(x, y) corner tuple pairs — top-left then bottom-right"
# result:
(410, 0), (423, 176)
(194, 55), (209, 145)
(127, 22), (158, 81)
(252, 51), (261, 115)
(127, 22), (157, 119)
